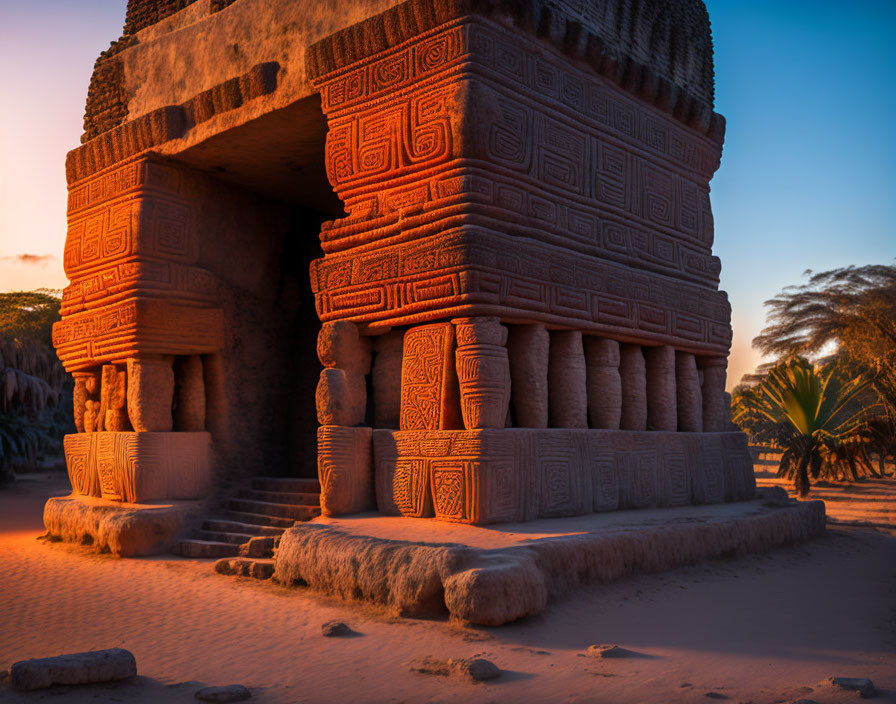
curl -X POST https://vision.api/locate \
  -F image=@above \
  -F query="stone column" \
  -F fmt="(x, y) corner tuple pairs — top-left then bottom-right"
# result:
(507, 324), (549, 428)
(676, 352), (703, 432)
(126, 356), (174, 432)
(645, 345), (677, 432)
(72, 372), (99, 433)
(548, 330), (587, 428)
(316, 321), (371, 426)
(453, 317), (511, 430)
(584, 337), (621, 430)
(619, 344), (647, 430)
(700, 356), (728, 432)
(372, 331), (403, 429)
(174, 355), (205, 431)
(101, 364), (131, 432)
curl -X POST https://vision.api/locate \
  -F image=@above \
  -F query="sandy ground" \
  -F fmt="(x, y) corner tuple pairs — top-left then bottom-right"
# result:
(1, 473), (894, 704)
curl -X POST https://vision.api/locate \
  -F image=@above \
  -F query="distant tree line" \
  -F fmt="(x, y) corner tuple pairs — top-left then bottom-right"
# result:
(0, 291), (73, 483)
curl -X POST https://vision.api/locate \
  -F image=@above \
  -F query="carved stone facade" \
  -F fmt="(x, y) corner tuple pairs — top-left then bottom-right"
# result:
(53, 0), (752, 528)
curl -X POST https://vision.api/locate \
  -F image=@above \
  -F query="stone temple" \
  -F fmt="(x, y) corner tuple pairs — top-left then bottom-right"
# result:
(46, 0), (823, 617)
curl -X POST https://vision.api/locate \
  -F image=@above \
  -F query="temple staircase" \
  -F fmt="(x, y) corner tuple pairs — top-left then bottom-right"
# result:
(177, 477), (321, 564)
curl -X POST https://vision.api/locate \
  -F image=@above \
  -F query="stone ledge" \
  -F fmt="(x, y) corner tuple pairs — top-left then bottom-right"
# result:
(43, 494), (200, 557)
(274, 498), (826, 625)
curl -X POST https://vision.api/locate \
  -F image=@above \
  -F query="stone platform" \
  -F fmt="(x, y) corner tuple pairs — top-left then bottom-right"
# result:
(44, 494), (200, 557)
(274, 495), (826, 625)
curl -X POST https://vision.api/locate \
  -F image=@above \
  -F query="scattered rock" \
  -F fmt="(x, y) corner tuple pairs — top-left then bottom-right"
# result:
(449, 658), (501, 682)
(194, 684), (252, 702)
(10, 648), (137, 691)
(827, 677), (876, 698)
(790, 699), (819, 704)
(585, 644), (641, 658)
(409, 656), (501, 683)
(321, 621), (354, 637)
(704, 693), (728, 700)
(758, 486), (790, 507)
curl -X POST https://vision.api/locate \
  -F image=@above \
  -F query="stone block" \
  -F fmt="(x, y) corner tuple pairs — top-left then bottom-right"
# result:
(507, 324), (549, 428)
(316, 367), (366, 426)
(318, 425), (374, 516)
(374, 432), (433, 517)
(64, 431), (212, 502)
(400, 323), (461, 431)
(10, 648), (137, 691)
(548, 331), (588, 428)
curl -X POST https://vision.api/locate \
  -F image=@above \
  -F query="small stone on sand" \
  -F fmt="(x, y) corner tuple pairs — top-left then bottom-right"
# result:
(194, 684), (251, 702)
(321, 621), (354, 637)
(450, 658), (501, 682)
(827, 677), (876, 698)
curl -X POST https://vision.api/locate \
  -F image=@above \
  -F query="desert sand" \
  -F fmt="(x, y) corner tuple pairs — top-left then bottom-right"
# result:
(1, 472), (894, 704)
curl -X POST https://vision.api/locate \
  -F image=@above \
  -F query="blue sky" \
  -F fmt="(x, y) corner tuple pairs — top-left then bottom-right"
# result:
(0, 0), (893, 388)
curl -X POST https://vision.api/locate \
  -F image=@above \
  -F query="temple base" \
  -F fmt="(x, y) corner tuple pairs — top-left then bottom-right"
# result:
(64, 432), (212, 503)
(373, 429), (755, 525)
(43, 494), (200, 557)
(275, 498), (826, 625)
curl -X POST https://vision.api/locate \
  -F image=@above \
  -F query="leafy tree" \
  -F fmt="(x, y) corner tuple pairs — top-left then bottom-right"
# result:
(733, 357), (878, 496)
(751, 264), (896, 469)
(0, 291), (72, 482)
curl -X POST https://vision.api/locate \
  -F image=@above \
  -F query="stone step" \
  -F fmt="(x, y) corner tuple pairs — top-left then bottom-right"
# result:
(198, 530), (254, 545)
(179, 539), (240, 559)
(202, 519), (285, 537)
(228, 498), (321, 521)
(219, 510), (297, 529)
(214, 557), (275, 580)
(240, 535), (277, 559)
(237, 489), (321, 505)
(251, 477), (321, 494)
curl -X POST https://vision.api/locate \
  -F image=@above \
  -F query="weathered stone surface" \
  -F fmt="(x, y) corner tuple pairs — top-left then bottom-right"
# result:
(10, 648), (136, 691)
(548, 331), (588, 429)
(126, 356), (175, 432)
(316, 368), (366, 426)
(507, 324), (549, 428)
(214, 557), (274, 580)
(277, 499), (825, 625)
(63, 431), (212, 502)
(318, 321), (371, 376)
(453, 317), (511, 430)
(584, 337), (622, 430)
(675, 351), (703, 432)
(318, 425), (373, 516)
(44, 494), (195, 556)
(701, 358), (729, 432)
(194, 684), (252, 702)
(619, 345), (648, 431)
(645, 345), (677, 432)
(372, 331), (403, 428)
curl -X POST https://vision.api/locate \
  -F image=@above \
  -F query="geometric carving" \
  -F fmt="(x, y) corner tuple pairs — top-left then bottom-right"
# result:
(453, 317), (510, 430)
(399, 323), (461, 431)
(372, 428), (750, 524)
(318, 426), (374, 516)
(63, 431), (212, 502)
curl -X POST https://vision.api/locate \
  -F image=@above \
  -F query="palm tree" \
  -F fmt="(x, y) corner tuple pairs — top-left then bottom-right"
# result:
(753, 264), (896, 469)
(733, 357), (877, 497)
